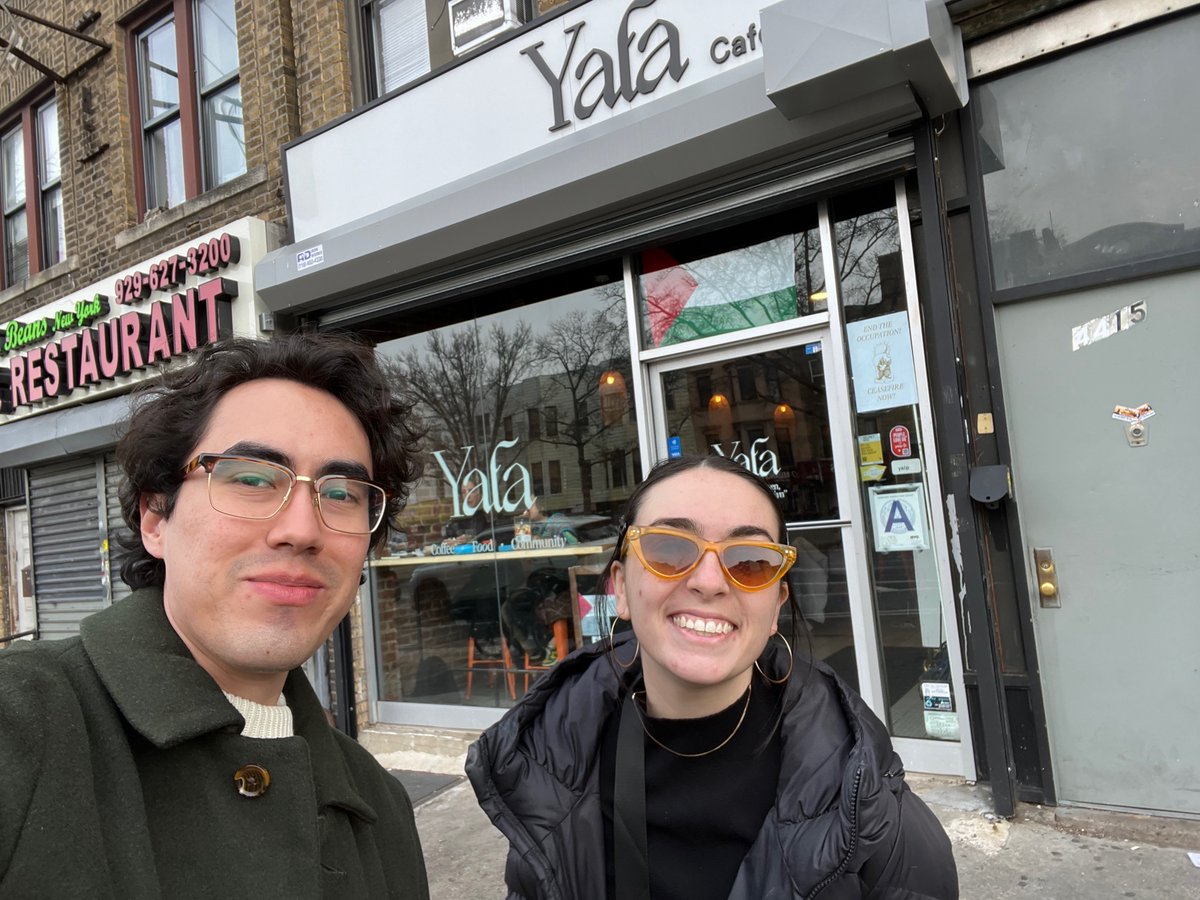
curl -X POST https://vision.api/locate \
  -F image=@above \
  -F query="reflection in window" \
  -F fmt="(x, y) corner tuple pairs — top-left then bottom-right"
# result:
(609, 450), (627, 489)
(1, 125), (27, 285)
(37, 100), (64, 269)
(371, 278), (633, 709)
(637, 209), (823, 349)
(662, 345), (838, 523)
(781, 527), (855, 689)
(831, 187), (905, 322)
(977, 16), (1200, 290)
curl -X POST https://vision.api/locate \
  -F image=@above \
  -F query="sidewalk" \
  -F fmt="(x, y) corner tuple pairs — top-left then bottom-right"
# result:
(394, 766), (1200, 899)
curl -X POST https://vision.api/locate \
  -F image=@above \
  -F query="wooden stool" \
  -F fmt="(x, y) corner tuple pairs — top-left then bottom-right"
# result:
(466, 633), (516, 700)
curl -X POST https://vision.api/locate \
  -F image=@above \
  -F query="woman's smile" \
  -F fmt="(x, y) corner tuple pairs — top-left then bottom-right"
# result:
(670, 613), (735, 636)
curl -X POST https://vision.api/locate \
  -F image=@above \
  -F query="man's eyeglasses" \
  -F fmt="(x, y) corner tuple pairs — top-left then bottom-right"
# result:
(182, 453), (387, 535)
(621, 525), (797, 592)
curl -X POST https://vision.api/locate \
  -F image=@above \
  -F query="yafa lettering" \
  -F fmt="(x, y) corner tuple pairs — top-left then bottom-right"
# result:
(711, 436), (780, 477)
(434, 439), (534, 518)
(522, 0), (688, 132)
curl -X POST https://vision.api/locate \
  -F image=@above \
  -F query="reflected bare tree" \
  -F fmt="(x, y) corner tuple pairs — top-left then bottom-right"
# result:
(835, 210), (900, 309)
(532, 295), (629, 511)
(395, 320), (536, 475)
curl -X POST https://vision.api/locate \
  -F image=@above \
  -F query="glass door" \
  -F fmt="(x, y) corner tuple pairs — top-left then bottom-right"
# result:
(647, 330), (875, 698)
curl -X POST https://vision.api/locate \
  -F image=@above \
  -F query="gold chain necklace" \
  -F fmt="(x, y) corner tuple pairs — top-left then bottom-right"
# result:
(631, 678), (752, 759)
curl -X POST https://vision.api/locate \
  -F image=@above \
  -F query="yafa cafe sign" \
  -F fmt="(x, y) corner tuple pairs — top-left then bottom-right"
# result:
(0, 220), (268, 417)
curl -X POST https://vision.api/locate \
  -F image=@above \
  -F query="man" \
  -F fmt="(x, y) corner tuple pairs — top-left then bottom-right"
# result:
(0, 334), (429, 899)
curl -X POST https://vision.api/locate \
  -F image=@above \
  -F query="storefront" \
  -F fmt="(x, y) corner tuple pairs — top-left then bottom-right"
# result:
(0, 216), (277, 640)
(256, 0), (975, 777)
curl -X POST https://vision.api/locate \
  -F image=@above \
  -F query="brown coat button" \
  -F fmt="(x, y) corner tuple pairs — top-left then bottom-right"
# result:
(234, 764), (270, 797)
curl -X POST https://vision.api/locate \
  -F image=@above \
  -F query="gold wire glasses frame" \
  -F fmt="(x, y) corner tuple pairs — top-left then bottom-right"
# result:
(181, 453), (387, 535)
(621, 525), (797, 592)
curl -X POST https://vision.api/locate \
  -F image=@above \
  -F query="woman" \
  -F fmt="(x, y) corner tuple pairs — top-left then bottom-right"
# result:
(467, 456), (958, 899)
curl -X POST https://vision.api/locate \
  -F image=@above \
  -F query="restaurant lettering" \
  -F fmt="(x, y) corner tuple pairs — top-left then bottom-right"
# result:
(0, 231), (243, 415)
(521, 0), (689, 132)
(433, 439), (534, 517)
(0, 278), (236, 414)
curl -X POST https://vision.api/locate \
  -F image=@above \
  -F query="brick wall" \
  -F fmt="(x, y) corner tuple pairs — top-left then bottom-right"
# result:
(0, 0), (356, 640)
(0, 0), (356, 319)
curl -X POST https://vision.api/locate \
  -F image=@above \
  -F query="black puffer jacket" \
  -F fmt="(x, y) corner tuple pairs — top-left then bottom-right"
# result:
(466, 637), (958, 900)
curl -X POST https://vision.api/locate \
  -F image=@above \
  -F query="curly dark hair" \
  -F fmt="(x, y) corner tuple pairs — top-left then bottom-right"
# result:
(116, 332), (421, 589)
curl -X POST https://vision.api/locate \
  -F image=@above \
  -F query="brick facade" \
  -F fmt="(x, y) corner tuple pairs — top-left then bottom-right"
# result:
(0, 0), (356, 662)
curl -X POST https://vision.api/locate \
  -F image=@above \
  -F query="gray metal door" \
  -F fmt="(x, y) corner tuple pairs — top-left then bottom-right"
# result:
(995, 269), (1200, 814)
(29, 457), (105, 641)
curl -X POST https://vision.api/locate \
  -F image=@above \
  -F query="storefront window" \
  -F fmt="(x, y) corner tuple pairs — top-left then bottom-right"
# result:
(976, 15), (1200, 291)
(369, 278), (632, 708)
(636, 209), (825, 349)
(833, 186), (957, 742)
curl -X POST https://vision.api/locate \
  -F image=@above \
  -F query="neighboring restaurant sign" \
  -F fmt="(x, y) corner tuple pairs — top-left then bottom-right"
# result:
(0, 217), (271, 419)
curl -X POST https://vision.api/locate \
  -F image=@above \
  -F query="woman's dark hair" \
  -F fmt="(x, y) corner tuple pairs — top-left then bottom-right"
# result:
(599, 455), (811, 682)
(116, 333), (422, 589)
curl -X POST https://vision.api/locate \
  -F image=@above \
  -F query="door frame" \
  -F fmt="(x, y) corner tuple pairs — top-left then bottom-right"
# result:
(625, 188), (976, 777)
(643, 323), (894, 725)
(5, 505), (35, 639)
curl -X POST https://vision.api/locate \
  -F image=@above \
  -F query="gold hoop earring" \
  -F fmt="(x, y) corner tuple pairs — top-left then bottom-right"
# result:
(609, 615), (639, 669)
(755, 632), (793, 685)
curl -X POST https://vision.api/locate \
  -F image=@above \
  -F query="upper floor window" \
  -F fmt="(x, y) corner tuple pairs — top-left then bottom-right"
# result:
(976, 14), (1200, 293)
(361, 0), (430, 99)
(1, 96), (64, 288)
(359, 0), (575, 101)
(131, 0), (244, 214)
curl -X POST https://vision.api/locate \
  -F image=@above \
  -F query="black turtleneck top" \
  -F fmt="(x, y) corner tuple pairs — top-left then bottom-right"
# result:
(600, 674), (785, 900)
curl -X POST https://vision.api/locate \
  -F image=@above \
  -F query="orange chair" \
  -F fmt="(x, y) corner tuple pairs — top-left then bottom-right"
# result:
(466, 632), (516, 700)
(523, 618), (571, 693)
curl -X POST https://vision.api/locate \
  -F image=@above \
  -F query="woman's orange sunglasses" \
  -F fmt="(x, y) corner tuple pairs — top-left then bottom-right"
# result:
(621, 525), (797, 592)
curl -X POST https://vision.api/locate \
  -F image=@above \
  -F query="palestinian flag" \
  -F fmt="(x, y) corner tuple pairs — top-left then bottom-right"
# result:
(641, 235), (798, 347)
